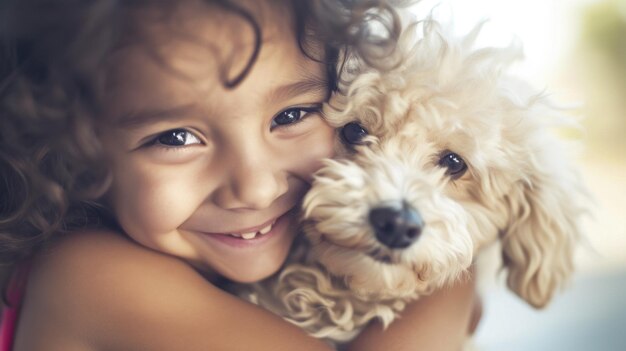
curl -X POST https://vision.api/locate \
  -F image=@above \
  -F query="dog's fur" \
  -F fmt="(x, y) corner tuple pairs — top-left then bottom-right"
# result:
(240, 19), (587, 344)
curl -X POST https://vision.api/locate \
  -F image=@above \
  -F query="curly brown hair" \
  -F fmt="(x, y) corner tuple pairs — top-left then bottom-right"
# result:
(0, 0), (407, 294)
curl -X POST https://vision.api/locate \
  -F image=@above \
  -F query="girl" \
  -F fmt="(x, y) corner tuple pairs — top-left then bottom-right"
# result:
(0, 0), (479, 350)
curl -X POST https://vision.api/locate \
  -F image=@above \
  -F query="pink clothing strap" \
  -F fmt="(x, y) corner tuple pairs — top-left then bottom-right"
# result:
(1, 262), (31, 351)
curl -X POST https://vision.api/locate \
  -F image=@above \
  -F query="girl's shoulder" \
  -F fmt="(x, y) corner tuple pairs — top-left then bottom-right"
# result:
(17, 229), (333, 351)
(31, 228), (190, 280)
(16, 229), (216, 349)
(27, 229), (199, 303)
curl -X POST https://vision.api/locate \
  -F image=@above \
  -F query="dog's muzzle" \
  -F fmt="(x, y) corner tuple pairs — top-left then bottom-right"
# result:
(369, 201), (424, 249)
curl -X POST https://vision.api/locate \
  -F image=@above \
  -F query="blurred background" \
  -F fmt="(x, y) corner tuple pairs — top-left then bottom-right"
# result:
(409, 1), (626, 350)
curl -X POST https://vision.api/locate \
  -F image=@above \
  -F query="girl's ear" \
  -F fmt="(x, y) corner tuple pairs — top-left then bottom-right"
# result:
(500, 161), (586, 308)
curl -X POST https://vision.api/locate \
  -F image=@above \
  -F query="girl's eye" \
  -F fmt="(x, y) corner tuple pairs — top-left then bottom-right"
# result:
(341, 122), (368, 145)
(270, 107), (317, 129)
(438, 151), (468, 179)
(154, 129), (201, 147)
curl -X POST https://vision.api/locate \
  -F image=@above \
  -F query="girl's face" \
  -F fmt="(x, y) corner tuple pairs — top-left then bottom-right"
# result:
(99, 1), (334, 282)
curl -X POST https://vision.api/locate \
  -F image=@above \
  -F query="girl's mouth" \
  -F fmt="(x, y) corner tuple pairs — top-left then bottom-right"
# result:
(224, 220), (276, 240)
(197, 207), (296, 247)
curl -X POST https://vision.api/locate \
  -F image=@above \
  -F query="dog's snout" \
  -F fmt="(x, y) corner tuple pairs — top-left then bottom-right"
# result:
(369, 203), (424, 249)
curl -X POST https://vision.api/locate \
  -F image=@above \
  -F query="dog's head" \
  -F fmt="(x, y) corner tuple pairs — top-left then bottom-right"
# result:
(302, 20), (586, 307)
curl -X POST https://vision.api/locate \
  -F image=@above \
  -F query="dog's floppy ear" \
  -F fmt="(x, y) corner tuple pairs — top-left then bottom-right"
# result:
(500, 149), (585, 308)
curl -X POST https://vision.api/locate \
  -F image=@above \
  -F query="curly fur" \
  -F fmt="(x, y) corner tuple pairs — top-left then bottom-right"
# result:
(239, 19), (588, 344)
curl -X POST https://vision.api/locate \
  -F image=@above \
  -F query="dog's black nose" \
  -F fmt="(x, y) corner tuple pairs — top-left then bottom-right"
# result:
(369, 203), (424, 249)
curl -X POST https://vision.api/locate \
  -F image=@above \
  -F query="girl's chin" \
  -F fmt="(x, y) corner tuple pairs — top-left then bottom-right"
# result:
(189, 252), (289, 284)
(186, 208), (300, 283)
(205, 238), (298, 284)
(215, 246), (293, 283)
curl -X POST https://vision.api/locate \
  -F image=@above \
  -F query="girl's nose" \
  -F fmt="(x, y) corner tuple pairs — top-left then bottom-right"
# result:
(212, 145), (289, 211)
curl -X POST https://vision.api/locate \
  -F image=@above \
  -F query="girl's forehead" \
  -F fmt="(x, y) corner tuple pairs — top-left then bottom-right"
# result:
(108, 0), (298, 79)
(128, 0), (294, 39)
(101, 0), (326, 123)
(107, 2), (287, 77)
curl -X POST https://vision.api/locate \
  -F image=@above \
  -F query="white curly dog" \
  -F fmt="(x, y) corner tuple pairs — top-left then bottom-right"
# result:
(240, 19), (587, 345)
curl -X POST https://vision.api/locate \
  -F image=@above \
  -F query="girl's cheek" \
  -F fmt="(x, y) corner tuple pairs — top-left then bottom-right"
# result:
(109, 168), (203, 236)
(284, 121), (336, 182)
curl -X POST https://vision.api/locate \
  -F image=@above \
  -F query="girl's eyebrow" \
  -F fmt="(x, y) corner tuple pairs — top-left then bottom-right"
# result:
(114, 75), (328, 129)
(115, 104), (197, 129)
(266, 74), (328, 103)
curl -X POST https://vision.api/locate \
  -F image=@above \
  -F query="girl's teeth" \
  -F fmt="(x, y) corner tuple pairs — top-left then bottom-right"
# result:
(259, 223), (273, 235)
(241, 232), (257, 240)
(228, 220), (275, 239)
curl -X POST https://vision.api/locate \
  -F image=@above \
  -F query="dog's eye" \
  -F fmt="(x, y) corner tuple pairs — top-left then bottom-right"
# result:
(438, 152), (468, 179)
(341, 122), (368, 145)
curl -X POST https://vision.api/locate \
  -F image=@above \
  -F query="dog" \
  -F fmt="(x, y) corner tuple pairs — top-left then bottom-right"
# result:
(239, 19), (588, 345)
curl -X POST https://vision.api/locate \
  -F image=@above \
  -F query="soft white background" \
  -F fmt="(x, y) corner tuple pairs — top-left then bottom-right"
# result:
(408, 1), (626, 350)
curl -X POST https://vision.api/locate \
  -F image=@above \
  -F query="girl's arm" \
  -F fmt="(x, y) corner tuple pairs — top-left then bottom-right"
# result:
(345, 270), (480, 351)
(16, 230), (333, 351)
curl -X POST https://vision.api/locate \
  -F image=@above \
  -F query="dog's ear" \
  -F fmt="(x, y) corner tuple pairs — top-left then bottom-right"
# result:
(500, 155), (585, 308)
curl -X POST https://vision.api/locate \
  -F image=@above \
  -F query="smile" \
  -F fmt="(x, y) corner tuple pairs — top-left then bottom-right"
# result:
(226, 220), (276, 240)
(198, 207), (297, 246)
